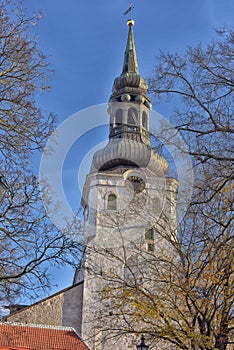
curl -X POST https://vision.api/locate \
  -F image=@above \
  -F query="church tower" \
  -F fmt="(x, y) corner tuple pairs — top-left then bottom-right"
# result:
(78, 19), (178, 350)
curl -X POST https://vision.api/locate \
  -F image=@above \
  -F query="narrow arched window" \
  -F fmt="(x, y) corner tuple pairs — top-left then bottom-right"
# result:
(147, 243), (155, 252)
(145, 229), (154, 252)
(142, 111), (147, 129)
(127, 107), (138, 125)
(145, 228), (154, 240)
(107, 194), (117, 210)
(115, 109), (123, 125)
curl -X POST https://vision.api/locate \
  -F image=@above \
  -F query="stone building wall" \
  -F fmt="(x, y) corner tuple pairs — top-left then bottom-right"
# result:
(4, 282), (84, 335)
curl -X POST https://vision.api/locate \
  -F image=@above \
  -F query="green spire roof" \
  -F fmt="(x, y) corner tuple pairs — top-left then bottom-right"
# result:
(110, 20), (149, 99)
(122, 24), (139, 75)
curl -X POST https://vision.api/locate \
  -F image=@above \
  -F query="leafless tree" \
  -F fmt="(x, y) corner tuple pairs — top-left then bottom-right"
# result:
(0, 0), (81, 306)
(82, 29), (234, 349)
(84, 188), (233, 349)
(148, 28), (234, 209)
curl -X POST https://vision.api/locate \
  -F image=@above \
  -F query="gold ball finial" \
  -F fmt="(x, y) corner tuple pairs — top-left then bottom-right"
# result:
(127, 19), (135, 27)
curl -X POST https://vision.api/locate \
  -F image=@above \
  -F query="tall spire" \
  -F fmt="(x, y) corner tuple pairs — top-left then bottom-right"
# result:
(122, 20), (139, 75)
(110, 19), (148, 100)
(90, 18), (168, 175)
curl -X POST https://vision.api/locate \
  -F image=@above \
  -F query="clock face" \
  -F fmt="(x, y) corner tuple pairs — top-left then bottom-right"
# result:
(126, 176), (145, 194)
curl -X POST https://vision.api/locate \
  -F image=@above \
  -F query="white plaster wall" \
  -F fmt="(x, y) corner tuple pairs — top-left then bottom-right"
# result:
(81, 169), (177, 349)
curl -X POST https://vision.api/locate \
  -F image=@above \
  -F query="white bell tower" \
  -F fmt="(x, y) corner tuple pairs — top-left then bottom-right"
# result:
(77, 19), (178, 350)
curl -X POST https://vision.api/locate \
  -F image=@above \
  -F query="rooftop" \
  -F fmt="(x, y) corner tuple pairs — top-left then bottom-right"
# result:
(0, 323), (90, 350)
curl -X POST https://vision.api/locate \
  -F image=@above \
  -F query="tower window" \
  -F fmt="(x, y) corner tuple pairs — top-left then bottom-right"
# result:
(107, 194), (117, 210)
(127, 107), (138, 125)
(147, 243), (155, 252)
(142, 111), (147, 129)
(115, 109), (123, 125)
(145, 228), (154, 240)
(145, 228), (154, 252)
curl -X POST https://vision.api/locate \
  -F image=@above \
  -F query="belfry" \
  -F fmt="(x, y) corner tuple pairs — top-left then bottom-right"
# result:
(91, 19), (167, 174)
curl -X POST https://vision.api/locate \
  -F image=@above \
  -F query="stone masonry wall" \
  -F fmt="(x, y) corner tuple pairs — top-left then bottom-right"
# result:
(4, 282), (84, 335)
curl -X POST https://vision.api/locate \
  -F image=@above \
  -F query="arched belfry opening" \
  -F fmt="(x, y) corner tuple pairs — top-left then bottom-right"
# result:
(115, 109), (123, 125)
(142, 111), (148, 129)
(127, 107), (138, 126)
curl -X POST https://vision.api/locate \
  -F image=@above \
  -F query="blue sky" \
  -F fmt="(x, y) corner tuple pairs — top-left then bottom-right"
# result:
(25, 0), (234, 119)
(22, 0), (234, 295)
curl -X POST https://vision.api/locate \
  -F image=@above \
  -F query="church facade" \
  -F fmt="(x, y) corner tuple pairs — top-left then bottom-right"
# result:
(4, 20), (178, 350)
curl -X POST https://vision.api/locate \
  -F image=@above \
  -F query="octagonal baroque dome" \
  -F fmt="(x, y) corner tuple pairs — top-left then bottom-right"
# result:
(91, 138), (168, 175)
(112, 73), (148, 95)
